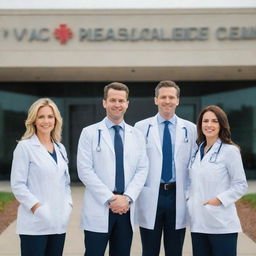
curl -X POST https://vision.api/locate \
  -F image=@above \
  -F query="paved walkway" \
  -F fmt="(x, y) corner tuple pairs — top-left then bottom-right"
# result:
(0, 181), (255, 256)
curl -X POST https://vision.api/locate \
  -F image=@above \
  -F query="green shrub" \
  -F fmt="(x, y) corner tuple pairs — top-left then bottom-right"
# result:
(0, 191), (15, 211)
(241, 193), (256, 209)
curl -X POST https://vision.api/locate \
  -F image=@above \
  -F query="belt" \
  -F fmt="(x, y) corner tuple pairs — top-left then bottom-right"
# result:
(160, 182), (176, 190)
(113, 191), (123, 195)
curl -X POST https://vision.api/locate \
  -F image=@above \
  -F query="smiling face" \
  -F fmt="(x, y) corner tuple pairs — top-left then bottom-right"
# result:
(202, 111), (220, 141)
(154, 87), (179, 120)
(35, 105), (55, 137)
(103, 88), (129, 124)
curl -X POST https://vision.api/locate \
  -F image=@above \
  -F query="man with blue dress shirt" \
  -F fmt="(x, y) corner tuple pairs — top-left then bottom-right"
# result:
(77, 82), (148, 256)
(135, 81), (197, 256)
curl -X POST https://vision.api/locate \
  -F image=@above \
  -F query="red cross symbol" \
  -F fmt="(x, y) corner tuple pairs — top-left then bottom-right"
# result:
(54, 24), (73, 44)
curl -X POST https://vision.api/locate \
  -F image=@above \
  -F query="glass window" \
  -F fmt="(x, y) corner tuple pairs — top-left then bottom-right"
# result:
(0, 81), (255, 180)
(201, 87), (256, 179)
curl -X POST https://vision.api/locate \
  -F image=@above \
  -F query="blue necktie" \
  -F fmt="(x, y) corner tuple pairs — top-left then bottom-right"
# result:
(113, 125), (125, 193)
(161, 120), (172, 182)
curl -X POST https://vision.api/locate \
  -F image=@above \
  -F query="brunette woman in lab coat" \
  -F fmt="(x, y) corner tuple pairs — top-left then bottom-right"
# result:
(11, 98), (72, 256)
(187, 105), (247, 256)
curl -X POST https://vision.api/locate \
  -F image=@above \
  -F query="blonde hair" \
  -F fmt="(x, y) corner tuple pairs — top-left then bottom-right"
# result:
(21, 98), (63, 142)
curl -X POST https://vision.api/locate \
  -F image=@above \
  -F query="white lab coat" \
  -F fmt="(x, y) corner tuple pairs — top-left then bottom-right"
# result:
(187, 139), (248, 234)
(77, 118), (148, 233)
(134, 115), (197, 230)
(11, 134), (72, 235)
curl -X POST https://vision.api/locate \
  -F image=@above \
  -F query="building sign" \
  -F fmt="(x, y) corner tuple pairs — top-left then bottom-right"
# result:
(80, 27), (256, 41)
(1, 24), (256, 44)
(54, 24), (73, 44)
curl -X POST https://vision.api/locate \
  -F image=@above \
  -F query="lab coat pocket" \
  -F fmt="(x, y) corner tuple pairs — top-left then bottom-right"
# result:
(61, 203), (72, 229)
(33, 204), (53, 229)
(204, 204), (228, 228)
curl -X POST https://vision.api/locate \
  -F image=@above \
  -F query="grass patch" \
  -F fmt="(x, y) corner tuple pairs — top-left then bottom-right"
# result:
(0, 191), (15, 212)
(241, 193), (256, 209)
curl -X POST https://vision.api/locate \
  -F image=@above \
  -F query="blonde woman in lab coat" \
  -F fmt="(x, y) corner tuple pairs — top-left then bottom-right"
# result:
(11, 98), (72, 256)
(187, 105), (247, 256)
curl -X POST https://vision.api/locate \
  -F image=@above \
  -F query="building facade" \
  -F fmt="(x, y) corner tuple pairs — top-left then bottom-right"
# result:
(0, 8), (256, 180)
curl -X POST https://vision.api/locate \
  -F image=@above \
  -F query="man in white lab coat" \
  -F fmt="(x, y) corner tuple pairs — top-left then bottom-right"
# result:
(77, 82), (148, 256)
(135, 81), (197, 256)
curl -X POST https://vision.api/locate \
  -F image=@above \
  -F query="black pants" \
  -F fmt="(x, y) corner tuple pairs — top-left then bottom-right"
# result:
(84, 210), (132, 256)
(19, 233), (66, 256)
(140, 188), (185, 256)
(191, 232), (238, 256)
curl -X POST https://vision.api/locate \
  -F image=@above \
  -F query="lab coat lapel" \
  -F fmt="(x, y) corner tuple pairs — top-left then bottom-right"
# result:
(202, 138), (222, 163)
(123, 122), (133, 157)
(151, 115), (162, 154)
(98, 120), (115, 154)
(123, 123), (134, 185)
(174, 117), (184, 159)
(53, 143), (67, 169)
(30, 134), (57, 167)
(211, 138), (222, 152)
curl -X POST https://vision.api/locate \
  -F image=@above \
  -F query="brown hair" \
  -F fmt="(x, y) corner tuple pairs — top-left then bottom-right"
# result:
(155, 80), (180, 98)
(103, 82), (129, 100)
(197, 105), (238, 147)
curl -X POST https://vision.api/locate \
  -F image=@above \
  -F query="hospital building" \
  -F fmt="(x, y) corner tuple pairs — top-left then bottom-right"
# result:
(0, 5), (255, 180)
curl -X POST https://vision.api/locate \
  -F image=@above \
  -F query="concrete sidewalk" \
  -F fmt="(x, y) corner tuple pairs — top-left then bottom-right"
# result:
(0, 181), (255, 256)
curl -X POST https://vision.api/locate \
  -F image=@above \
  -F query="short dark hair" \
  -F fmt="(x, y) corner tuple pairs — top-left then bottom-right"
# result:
(155, 80), (180, 98)
(197, 105), (238, 148)
(103, 82), (129, 100)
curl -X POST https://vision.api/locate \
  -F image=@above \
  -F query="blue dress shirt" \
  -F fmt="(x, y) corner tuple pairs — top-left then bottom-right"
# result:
(105, 117), (125, 143)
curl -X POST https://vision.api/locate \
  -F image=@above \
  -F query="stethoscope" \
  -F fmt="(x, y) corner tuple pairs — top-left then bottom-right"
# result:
(182, 127), (189, 143)
(145, 124), (152, 144)
(190, 142), (223, 167)
(208, 142), (223, 163)
(96, 127), (125, 152)
(96, 129), (102, 152)
(145, 124), (189, 143)
(96, 124), (189, 151)
(56, 143), (69, 163)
